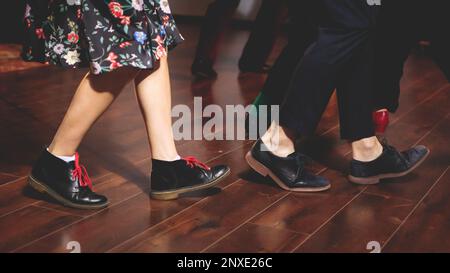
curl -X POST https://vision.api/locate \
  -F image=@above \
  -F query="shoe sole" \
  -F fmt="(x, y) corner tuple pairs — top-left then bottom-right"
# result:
(348, 148), (430, 185)
(245, 152), (331, 192)
(28, 175), (109, 210)
(150, 168), (231, 201)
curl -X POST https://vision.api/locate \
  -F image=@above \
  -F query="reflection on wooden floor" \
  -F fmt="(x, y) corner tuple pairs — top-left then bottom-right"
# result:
(0, 23), (449, 253)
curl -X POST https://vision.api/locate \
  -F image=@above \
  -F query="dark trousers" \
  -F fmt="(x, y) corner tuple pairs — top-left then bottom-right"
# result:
(374, 0), (450, 112)
(193, 0), (285, 68)
(193, 0), (240, 65)
(279, 0), (380, 140)
(238, 0), (287, 70)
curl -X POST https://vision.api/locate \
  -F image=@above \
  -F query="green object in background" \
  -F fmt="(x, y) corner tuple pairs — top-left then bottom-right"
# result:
(249, 90), (274, 126)
(250, 91), (268, 116)
(253, 91), (267, 107)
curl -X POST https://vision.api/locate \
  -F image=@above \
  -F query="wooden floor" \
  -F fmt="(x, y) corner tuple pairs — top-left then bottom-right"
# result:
(0, 23), (449, 253)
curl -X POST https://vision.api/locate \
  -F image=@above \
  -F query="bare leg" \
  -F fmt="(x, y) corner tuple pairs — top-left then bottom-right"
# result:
(260, 120), (296, 157)
(48, 67), (139, 156)
(263, 120), (383, 161)
(134, 56), (178, 161)
(351, 136), (383, 162)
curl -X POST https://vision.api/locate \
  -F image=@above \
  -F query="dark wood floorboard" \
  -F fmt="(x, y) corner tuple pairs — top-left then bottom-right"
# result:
(203, 67), (449, 253)
(0, 22), (448, 252)
(294, 192), (415, 253)
(113, 78), (448, 253)
(365, 91), (450, 201)
(292, 113), (450, 253)
(205, 223), (308, 253)
(111, 180), (288, 253)
(15, 142), (253, 252)
(0, 205), (81, 252)
(0, 173), (19, 186)
(382, 165), (450, 253)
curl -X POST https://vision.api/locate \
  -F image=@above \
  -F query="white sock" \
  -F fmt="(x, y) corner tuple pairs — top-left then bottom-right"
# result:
(47, 148), (76, 163)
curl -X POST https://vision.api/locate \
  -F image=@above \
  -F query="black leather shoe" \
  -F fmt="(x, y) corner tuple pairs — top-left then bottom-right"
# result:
(28, 149), (108, 209)
(191, 59), (218, 79)
(245, 139), (331, 192)
(150, 157), (230, 200)
(349, 143), (430, 185)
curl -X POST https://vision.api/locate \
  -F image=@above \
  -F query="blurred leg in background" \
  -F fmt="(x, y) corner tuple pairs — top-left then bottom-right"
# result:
(1, 0), (26, 43)
(191, 0), (288, 79)
(425, 1), (450, 80)
(238, 0), (287, 73)
(191, 0), (240, 79)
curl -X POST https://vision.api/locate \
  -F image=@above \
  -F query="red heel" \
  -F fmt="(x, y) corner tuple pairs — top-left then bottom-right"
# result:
(373, 110), (389, 134)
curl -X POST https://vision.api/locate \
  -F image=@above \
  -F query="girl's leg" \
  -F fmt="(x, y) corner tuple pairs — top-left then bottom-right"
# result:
(30, 67), (139, 209)
(134, 56), (178, 161)
(133, 56), (230, 200)
(48, 67), (139, 156)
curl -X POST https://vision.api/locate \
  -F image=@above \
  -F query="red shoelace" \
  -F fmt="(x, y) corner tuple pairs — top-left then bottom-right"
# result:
(71, 153), (93, 190)
(183, 156), (211, 171)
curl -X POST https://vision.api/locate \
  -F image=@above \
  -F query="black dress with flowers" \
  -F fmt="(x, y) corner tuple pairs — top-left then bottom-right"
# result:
(22, 0), (184, 75)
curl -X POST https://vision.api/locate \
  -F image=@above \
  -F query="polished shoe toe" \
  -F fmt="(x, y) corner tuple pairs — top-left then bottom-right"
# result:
(75, 188), (109, 206)
(403, 145), (429, 165)
(211, 165), (230, 179)
(89, 193), (108, 205)
(303, 172), (330, 188)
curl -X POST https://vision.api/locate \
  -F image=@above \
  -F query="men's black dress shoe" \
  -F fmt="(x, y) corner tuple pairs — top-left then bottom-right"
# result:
(191, 59), (218, 79)
(245, 139), (331, 192)
(349, 143), (430, 184)
(150, 157), (230, 200)
(28, 149), (109, 209)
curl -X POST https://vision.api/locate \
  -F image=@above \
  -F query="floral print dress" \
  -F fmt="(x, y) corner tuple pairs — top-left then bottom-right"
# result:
(22, 0), (184, 75)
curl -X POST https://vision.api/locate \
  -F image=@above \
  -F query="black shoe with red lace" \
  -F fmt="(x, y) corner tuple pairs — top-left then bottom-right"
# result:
(150, 156), (230, 200)
(28, 149), (108, 209)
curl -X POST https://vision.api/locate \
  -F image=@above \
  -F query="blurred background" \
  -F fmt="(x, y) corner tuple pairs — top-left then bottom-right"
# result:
(1, 0), (263, 43)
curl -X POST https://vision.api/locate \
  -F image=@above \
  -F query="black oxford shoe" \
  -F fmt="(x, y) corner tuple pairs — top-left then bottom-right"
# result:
(150, 156), (230, 200)
(245, 139), (331, 192)
(349, 143), (430, 184)
(28, 149), (108, 209)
